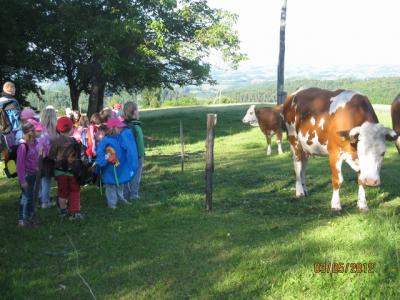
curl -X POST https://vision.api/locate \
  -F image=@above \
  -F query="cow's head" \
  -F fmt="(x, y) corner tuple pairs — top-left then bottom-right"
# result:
(242, 105), (259, 127)
(340, 122), (397, 186)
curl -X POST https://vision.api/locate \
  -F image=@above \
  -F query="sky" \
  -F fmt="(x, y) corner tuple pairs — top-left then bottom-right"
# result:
(207, 0), (400, 70)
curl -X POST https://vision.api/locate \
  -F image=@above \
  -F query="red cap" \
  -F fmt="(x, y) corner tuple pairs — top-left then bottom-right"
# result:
(106, 117), (126, 129)
(57, 116), (73, 133)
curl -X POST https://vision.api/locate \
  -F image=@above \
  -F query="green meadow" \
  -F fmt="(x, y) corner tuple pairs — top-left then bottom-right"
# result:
(0, 104), (399, 299)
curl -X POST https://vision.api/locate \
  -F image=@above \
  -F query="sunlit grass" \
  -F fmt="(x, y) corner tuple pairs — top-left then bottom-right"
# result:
(0, 104), (399, 299)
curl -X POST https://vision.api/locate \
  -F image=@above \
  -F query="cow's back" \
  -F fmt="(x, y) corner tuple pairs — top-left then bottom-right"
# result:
(255, 105), (283, 133)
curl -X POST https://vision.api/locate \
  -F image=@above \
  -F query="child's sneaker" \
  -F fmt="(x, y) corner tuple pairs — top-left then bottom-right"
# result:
(18, 220), (25, 227)
(120, 199), (131, 205)
(69, 212), (83, 221)
(59, 208), (68, 218)
(108, 204), (117, 209)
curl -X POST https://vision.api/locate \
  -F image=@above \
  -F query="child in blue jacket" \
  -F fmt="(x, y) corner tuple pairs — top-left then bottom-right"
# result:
(96, 117), (138, 208)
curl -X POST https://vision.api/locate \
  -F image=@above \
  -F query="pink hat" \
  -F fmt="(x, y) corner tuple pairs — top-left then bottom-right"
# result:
(106, 117), (126, 129)
(27, 119), (42, 131)
(21, 107), (36, 120)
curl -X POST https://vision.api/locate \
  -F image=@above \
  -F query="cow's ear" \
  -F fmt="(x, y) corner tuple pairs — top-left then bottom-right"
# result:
(384, 128), (398, 141)
(337, 130), (358, 144)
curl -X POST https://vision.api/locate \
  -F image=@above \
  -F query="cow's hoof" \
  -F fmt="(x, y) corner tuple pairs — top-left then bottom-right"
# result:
(358, 207), (369, 213)
(295, 193), (305, 198)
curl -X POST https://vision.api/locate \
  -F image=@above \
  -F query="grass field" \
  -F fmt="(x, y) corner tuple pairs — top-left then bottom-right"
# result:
(1, 104), (399, 299)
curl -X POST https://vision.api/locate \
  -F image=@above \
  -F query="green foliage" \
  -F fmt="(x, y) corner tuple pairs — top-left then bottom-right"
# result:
(212, 95), (235, 104)
(0, 1), (50, 102)
(9, 0), (245, 112)
(222, 77), (400, 104)
(140, 87), (162, 108)
(0, 105), (399, 299)
(161, 97), (201, 107)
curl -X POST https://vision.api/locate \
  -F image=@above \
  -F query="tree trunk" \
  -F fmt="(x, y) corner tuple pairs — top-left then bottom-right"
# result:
(87, 79), (105, 118)
(277, 0), (287, 105)
(69, 85), (81, 111)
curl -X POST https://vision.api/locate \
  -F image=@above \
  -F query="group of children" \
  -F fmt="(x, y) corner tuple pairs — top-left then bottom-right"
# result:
(6, 82), (145, 226)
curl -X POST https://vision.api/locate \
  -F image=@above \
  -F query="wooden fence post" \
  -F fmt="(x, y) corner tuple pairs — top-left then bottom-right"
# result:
(180, 120), (184, 172)
(205, 114), (217, 211)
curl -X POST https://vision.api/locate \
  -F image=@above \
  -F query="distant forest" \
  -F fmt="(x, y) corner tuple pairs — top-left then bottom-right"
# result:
(220, 77), (400, 105)
(28, 77), (400, 111)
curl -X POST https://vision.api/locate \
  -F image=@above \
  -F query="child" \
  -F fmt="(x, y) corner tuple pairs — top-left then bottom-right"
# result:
(86, 113), (101, 159)
(96, 117), (138, 209)
(70, 110), (81, 128)
(49, 116), (82, 220)
(38, 106), (58, 209)
(16, 120), (42, 226)
(123, 101), (145, 200)
(73, 115), (89, 144)
(21, 107), (39, 123)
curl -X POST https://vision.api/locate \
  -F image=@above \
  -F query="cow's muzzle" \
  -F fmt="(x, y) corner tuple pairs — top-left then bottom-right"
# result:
(362, 178), (380, 187)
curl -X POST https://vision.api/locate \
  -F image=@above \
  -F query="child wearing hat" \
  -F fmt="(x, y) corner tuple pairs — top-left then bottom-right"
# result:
(96, 117), (138, 209)
(49, 116), (82, 220)
(16, 119), (42, 226)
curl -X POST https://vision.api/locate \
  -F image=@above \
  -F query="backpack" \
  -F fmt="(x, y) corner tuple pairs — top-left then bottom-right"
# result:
(54, 137), (93, 186)
(0, 99), (21, 159)
(2, 142), (26, 179)
(126, 120), (141, 140)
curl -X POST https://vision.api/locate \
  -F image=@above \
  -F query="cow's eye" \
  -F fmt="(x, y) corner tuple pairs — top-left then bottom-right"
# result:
(381, 152), (385, 157)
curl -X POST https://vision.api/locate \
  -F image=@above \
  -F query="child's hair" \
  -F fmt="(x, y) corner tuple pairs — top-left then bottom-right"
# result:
(123, 101), (138, 120)
(78, 115), (89, 127)
(22, 122), (36, 143)
(90, 113), (102, 125)
(100, 108), (113, 123)
(40, 106), (57, 138)
(107, 127), (122, 136)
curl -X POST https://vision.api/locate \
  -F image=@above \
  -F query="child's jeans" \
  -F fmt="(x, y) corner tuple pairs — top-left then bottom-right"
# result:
(124, 158), (143, 200)
(19, 175), (36, 222)
(40, 176), (52, 206)
(105, 184), (126, 208)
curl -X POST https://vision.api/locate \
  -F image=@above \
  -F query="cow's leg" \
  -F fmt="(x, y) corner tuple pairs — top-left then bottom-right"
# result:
(276, 130), (283, 155)
(288, 136), (306, 197)
(293, 157), (307, 198)
(329, 153), (343, 211)
(266, 134), (272, 156)
(300, 156), (308, 196)
(357, 177), (368, 212)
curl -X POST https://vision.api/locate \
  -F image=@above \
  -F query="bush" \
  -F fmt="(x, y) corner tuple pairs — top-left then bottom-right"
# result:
(211, 96), (235, 104)
(161, 97), (201, 107)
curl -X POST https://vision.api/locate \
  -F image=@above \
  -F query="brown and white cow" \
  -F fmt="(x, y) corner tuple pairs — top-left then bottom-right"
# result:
(242, 105), (285, 155)
(283, 87), (397, 212)
(390, 93), (400, 153)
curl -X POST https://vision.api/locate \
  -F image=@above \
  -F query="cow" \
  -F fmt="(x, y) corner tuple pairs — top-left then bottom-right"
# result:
(242, 104), (285, 155)
(390, 93), (400, 153)
(283, 87), (397, 212)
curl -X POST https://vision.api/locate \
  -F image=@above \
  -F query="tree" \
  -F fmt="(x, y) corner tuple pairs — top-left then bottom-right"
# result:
(31, 0), (246, 115)
(140, 87), (162, 108)
(0, 1), (51, 104)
